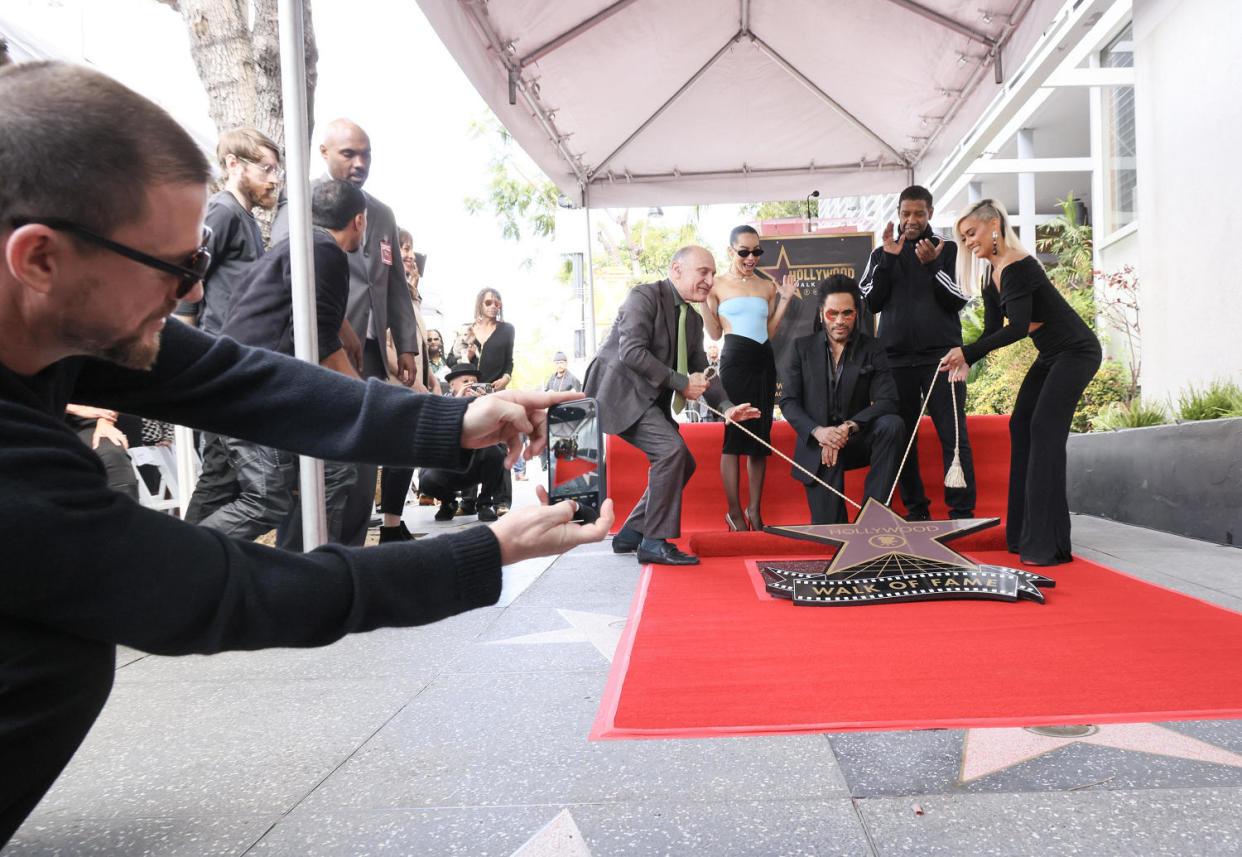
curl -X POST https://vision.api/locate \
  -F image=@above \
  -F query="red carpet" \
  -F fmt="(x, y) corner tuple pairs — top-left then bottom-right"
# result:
(591, 551), (1242, 739)
(551, 457), (596, 488)
(606, 415), (1012, 534)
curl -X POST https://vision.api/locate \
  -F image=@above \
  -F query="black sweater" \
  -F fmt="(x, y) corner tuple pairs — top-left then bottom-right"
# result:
(961, 256), (1099, 365)
(0, 320), (502, 656)
(859, 228), (967, 367)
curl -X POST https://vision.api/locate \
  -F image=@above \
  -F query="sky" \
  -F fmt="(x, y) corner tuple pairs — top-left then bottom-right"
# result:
(0, 0), (745, 372)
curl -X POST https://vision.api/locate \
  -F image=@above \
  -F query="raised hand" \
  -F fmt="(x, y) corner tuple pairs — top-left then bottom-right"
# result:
(489, 485), (614, 565)
(915, 237), (946, 265)
(461, 389), (581, 467)
(724, 402), (762, 423)
(777, 273), (798, 301)
(882, 221), (906, 256)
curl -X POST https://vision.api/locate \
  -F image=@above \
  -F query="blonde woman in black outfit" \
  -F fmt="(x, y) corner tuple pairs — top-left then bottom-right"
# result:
(940, 199), (1101, 566)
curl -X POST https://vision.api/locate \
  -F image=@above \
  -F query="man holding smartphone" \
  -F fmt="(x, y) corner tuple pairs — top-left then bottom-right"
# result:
(0, 62), (613, 844)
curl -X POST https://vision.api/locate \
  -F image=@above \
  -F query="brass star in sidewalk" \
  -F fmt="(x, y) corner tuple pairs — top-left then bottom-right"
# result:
(767, 497), (999, 576)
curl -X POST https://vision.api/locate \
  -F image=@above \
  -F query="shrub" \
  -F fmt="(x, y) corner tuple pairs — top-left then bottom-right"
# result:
(1176, 378), (1242, 421)
(1090, 398), (1168, 431)
(1074, 360), (1130, 432)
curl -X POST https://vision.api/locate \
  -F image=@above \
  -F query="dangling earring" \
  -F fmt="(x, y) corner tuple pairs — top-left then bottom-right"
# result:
(991, 231), (999, 256)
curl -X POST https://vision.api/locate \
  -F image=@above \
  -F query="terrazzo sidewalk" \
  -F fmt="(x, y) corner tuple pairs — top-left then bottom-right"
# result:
(6, 480), (1242, 856)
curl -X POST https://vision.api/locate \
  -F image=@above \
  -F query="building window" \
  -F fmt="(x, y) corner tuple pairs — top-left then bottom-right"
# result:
(1101, 24), (1136, 234)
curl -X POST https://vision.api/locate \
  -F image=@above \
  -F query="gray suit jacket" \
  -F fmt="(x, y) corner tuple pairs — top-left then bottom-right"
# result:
(271, 187), (419, 354)
(584, 279), (707, 435)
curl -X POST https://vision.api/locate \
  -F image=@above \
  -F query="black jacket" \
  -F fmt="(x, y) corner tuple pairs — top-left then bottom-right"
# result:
(858, 228), (967, 367)
(780, 331), (899, 486)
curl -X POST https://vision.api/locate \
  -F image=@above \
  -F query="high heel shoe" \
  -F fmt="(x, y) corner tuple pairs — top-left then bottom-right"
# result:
(725, 513), (745, 532)
(743, 510), (764, 532)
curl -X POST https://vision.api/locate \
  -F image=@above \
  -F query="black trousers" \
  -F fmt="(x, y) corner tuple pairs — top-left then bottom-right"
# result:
(337, 340), (388, 545)
(891, 364), (976, 518)
(183, 432), (239, 524)
(803, 413), (904, 524)
(1007, 346), (1101, 563)
(418, 445), (507, 505)
(379, 466), (415, 516)
(0, 625), (115, 846)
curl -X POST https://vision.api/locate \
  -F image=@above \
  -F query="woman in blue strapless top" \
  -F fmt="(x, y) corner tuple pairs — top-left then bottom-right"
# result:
(702, 225), (798, 531)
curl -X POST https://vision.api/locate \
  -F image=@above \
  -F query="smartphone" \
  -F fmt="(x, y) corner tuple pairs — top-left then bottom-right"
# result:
(547, 397), (606, 524)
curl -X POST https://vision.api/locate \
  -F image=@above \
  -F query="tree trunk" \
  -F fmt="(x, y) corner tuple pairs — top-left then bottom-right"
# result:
(179, 0), (260, 135)
(177, 0), (318, 149)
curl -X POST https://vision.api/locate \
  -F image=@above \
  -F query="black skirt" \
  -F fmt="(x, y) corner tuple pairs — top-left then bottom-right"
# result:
(719, 333), (775, 456)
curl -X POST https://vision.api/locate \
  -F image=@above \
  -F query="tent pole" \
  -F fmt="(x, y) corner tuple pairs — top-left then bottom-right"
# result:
(583, 184), (597, 356)
(278, 0), (326, 549)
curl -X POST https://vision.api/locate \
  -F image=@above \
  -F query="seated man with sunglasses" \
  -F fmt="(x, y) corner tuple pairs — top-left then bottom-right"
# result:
(0, 61), (612, 845)
(780, 275), (904, 524)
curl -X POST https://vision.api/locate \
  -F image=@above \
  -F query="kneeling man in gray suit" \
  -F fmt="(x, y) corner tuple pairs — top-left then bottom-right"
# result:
(585, 246), (758, 565)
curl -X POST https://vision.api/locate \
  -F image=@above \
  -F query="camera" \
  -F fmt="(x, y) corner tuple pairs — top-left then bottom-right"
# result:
(467, 382), (494, 395)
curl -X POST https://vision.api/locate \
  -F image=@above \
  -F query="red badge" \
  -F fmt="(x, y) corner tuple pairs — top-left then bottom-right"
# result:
(380, 240), (393, 266)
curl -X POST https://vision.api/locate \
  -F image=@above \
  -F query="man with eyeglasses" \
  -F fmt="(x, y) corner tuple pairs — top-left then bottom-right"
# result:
(0, 61), (612, 845)
(859, 185), (976, 521)
(174, 127), (281, 334)
(780, 275), (903, 524)
(177, 127), (283, 525)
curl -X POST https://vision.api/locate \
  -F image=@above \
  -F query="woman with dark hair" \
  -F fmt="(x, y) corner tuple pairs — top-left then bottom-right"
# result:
(940, 198), (1101, 566)
(451, 287), (518, 512)
(702, 225), (797, 530)
(454, 288), (515, 390)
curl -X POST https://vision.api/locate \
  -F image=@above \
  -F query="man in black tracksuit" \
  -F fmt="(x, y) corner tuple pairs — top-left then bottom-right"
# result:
(859, 185), (975, 520)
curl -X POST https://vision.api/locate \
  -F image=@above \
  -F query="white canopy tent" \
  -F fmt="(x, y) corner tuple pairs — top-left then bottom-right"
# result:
(414, 0), (1068, 208)
(270, 0), (1094, 544)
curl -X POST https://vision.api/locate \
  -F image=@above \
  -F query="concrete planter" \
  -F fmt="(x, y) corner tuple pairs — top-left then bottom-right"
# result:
(1067, 417), (1242, 546)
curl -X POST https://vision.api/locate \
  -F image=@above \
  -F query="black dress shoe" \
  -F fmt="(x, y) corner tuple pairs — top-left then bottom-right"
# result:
(636, 541), (700, 565)
(378, 522), (414, 543)
(612, 527), (642, 553)
(476, 503), (498, 522)
(434, 500), (458, 521)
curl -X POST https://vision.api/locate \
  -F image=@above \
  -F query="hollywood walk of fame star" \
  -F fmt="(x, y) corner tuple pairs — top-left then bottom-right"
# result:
(487, 608), (626, 662)
(959, 723), (1242, 783)
(766, 497), (1000, 577)
(510, 808), (593, 856)
(757, 245), (801, 297)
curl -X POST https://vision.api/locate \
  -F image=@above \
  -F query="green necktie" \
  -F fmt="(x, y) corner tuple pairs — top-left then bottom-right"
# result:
(672, 302), (688, 414)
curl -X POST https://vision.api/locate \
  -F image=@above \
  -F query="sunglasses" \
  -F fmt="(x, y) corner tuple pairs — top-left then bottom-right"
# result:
(13, 217), (212, 299)
(824, 309), (856, 321)
(733, 247), (764, 258)
(484, 299), (502, 307)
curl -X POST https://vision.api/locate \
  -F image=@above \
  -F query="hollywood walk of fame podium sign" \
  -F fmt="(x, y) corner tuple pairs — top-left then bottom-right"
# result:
(760, 498), (1055, 606)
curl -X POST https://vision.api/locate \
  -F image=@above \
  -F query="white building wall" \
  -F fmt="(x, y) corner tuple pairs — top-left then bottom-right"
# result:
(1134, 0), (1242, 401)
(1096, 226), (1140, 370)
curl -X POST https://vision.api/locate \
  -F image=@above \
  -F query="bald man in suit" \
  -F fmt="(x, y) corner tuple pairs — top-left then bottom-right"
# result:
(585, 246), (757, 565)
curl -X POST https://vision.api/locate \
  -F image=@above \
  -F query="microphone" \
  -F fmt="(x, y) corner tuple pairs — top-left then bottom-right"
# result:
(806, 190), (820, 225)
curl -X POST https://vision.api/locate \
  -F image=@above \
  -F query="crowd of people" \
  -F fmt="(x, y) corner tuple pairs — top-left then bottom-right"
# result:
(587, 185), (1101, 569)
(0, 57), (1105, 845)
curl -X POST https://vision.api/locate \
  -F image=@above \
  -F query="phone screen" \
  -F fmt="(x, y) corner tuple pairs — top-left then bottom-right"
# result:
(547, 397), (605, 523)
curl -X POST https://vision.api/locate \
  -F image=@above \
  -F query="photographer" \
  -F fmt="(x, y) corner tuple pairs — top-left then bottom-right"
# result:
(419, 363), (507, 522)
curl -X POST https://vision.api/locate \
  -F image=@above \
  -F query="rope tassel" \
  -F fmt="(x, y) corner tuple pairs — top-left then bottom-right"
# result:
(944, 371), (967, 489)
(945, 452), (967, 488)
